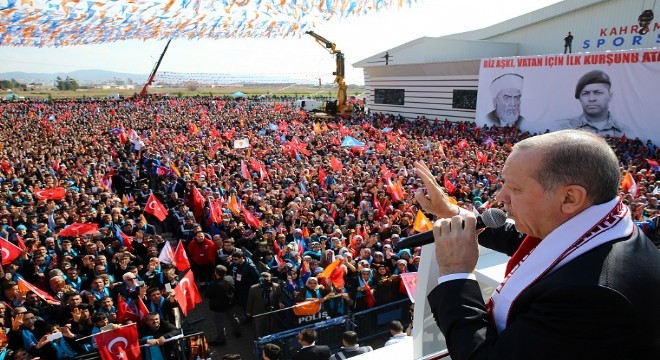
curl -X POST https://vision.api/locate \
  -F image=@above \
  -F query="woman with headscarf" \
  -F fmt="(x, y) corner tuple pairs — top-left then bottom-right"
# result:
(373, 265), (402, 305)
(348, 267), (375, 311)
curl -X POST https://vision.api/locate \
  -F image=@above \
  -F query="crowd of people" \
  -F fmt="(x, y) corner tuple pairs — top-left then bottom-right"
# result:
(0, 95), (658, 359)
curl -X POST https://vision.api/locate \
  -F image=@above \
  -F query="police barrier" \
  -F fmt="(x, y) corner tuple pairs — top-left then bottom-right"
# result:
(351, 298), (412, 342)
(254, 298), (411, 359)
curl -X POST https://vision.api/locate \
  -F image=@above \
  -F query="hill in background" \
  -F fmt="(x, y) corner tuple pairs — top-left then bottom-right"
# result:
(0, 70), (148, 85)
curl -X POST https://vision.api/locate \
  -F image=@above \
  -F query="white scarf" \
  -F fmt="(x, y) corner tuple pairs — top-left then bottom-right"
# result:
(490, 197), (634, 332)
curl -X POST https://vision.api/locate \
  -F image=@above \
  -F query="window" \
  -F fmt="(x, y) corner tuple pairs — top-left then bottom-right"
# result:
(452, 90), (477, 110)
(374, 89), (405, 105)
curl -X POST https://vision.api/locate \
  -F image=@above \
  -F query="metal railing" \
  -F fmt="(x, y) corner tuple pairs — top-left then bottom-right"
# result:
(73, 331), (208, 360)
(253, 298), (412, 359)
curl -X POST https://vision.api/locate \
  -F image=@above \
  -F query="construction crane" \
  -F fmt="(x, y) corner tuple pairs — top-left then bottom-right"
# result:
(305, 31), (351, 116)
(140, 38), (172, 97)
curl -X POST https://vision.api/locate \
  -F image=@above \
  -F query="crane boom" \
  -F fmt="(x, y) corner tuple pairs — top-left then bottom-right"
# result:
(305, 31), (350, 116)
(140, 38), (172, 98)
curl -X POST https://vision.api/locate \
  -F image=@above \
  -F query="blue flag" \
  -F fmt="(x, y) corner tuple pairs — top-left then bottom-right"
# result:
(341, 136), (365, 147)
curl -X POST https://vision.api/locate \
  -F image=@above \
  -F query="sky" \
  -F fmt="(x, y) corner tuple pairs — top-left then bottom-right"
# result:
(0, 0), (562, 85)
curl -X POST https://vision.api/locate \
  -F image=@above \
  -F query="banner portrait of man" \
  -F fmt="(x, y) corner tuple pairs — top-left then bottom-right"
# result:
(484, 73), (525, 128)
(556, 70), (628, 137)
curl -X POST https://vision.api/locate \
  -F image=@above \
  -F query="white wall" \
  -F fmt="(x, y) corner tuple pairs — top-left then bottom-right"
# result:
(364, 61), (480, 121)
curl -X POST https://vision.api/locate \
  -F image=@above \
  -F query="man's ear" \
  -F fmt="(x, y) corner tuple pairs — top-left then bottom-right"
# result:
(559, 185), (589, 215)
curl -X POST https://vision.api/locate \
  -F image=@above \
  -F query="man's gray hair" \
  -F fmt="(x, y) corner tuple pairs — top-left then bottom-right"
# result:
(513, 130), (620, 204)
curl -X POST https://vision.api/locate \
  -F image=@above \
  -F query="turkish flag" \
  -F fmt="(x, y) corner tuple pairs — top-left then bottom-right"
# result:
(209, 198), (224, 224)
(476, 150), (488, 164)
(144, 194), (168, 221)
(364, 282), (376, 308)
(33, 187), (66, 200)
(318, 167), (326, 188)
(190, 186), (205, 223)
(444, 177), (456, 195)
(240, 160), (251, 180)
(174, 271), (202, 316)
(58, 222), (99, 237)
(174, 241), (191, 272)
(330, 156), (343, 172)
(241, 205), (261, 229)
(137, 297), (149, 322)
(15, 234), (26, 251)
(0, 237), (23, 265)
(116, 296), (140, 324)
(95, 323), (140, 360)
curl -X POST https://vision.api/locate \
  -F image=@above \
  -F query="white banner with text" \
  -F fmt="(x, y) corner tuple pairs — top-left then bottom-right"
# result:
(476, 48), (660, 144)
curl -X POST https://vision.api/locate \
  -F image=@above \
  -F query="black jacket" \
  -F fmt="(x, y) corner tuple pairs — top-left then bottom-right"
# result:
(205, 275), (234, 312)
(429, 224), (660, 360)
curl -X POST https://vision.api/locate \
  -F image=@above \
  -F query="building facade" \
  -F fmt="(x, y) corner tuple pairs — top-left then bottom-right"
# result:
(354, 0), (660, 121)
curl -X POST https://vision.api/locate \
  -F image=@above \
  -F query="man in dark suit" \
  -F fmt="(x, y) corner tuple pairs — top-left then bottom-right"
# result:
(293, 328), (331, 360)
(414, 130), (660, 359)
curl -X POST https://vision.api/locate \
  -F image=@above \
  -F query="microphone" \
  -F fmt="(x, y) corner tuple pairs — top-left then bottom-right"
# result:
(396, 208), (507, 249)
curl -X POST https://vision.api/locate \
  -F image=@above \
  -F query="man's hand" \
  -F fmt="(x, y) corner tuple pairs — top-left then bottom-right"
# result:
(414, 161), (459, 218)
(11, 313), (23, 331)
(62, 326), (75, 338)
(433, 213), (479, 276)
(72, 307), (82, 323)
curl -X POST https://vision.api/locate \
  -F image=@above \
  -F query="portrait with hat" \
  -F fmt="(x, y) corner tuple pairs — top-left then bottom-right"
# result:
(484, 73), (525, 128)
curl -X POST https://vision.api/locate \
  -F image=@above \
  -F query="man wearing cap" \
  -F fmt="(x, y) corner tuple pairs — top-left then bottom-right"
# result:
(485, 73), (525, 128)
(557, 70), (627, 136)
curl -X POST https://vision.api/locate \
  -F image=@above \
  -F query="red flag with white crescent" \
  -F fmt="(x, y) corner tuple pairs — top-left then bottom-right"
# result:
(209, 198), (224, 224)
(0, 237), (23, 265)
(174, 271), (202, 316)
(241, 205), (261, 229)
(144, 194), (169, 221)
(94, 323), (140, 360)
(33, 187), (66, 200)
(174, 241), (191, 272)
(318, 167), (326, 188)
(116, 296), (140, 324)
(58, 222), (99, 237)
(330, 156), (343, 172)
(241, 160), (251, 180)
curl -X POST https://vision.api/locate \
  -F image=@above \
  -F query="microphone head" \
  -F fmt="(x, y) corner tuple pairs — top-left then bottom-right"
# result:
(481, 208), (507, 228)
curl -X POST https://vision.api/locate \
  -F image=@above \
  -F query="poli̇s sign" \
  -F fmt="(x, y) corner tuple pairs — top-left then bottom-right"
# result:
(583, 22), (660, 49)
(297, 310), (329, 325)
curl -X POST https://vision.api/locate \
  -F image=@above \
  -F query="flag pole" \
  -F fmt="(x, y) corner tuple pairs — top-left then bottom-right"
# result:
(75, 323), (136, 341)
(252, 294), (345, 319)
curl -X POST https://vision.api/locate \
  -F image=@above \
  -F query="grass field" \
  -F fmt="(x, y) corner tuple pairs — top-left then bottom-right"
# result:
(10, 84), (366, 100)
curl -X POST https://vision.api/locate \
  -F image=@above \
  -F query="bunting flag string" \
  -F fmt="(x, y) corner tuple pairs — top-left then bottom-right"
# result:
(0, 0), (419, 47)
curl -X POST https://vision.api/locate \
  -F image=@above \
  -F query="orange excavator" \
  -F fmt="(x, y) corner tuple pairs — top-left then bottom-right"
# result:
(305, 31), (351, 116)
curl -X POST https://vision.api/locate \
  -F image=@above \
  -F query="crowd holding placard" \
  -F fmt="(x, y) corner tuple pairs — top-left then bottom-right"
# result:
(0, 95), (657, 359)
